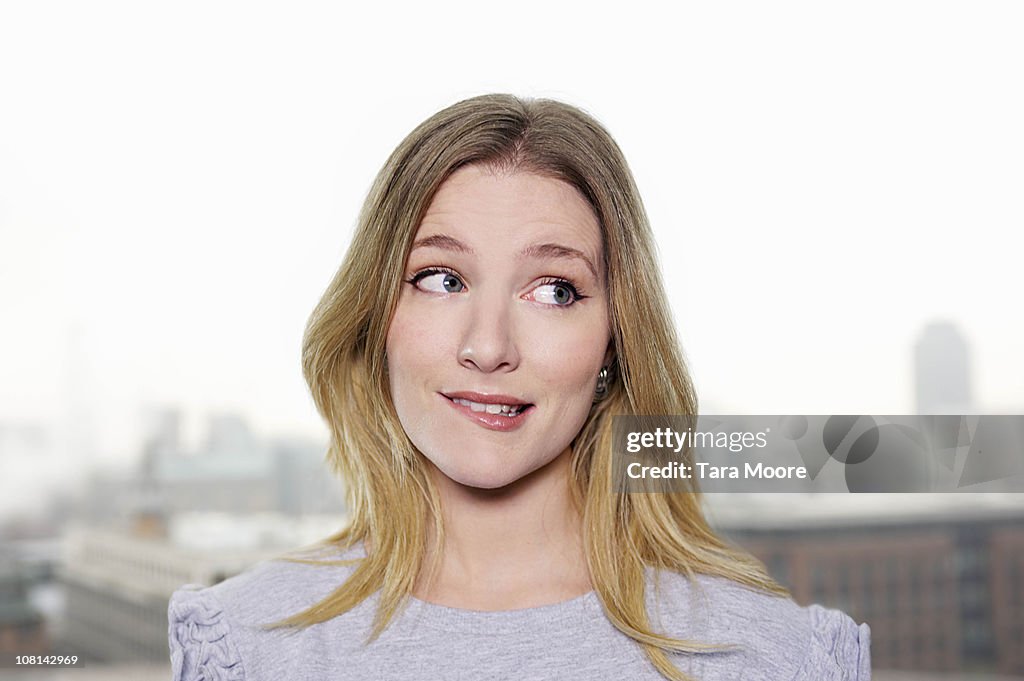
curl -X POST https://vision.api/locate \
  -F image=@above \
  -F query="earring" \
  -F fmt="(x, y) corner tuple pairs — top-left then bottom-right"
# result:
(594, 366), (610, 400)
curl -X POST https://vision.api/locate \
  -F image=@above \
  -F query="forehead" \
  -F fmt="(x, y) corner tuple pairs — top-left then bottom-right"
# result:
(416, 165), (604, 265)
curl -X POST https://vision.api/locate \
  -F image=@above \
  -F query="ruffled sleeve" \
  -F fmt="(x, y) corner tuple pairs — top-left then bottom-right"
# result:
(168, 585), (246, 681)
(794, 604), (872, 681)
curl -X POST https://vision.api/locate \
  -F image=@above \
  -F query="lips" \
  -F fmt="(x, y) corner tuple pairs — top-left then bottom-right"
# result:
(442, 390), (532, 407)
(439, 391), (535, 432)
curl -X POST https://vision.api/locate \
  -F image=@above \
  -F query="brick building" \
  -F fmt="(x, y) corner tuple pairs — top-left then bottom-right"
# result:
(706, 493), (1024, 675)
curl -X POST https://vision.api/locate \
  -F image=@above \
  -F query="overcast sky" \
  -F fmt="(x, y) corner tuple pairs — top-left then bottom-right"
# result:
(1, 1), (1022, 500)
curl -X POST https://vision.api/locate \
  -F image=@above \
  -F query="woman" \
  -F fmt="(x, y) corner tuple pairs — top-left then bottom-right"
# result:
(168, 94), (870, 680)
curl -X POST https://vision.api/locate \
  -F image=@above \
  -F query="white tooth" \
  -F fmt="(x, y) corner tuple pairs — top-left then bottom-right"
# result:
(470, 401), (486, 412)
(456, 399), (470, 407)
(485, 404), (502, 414)
(500, 405), (511, 413)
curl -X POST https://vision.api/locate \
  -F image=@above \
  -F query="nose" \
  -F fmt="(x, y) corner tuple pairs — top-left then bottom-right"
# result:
(457, 290), (520, 373)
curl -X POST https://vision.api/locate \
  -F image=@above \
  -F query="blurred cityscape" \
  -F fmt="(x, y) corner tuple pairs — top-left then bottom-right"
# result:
(0, 320), (1021, 679)
(0, 411), (347, 680)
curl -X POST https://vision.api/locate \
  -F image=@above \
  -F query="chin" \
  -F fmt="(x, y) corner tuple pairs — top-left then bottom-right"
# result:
(427, 453), (533, 491)
(438, 463), (522, 491)
(456, 475), (517, 491)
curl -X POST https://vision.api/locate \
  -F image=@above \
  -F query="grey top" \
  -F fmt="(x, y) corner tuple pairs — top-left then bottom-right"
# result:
(168, 542), (870, 680)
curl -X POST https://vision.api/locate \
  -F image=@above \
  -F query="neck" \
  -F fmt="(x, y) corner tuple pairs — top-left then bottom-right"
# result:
(412, 445), (592, 610)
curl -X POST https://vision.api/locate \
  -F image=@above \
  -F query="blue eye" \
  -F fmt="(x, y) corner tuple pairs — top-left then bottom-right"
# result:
(409, 268), (465, 293)
(532, 279), (584, 306)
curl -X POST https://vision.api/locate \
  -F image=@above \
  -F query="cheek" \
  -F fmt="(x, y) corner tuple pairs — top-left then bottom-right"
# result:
(386, 305), (434, 442)
(386, 298), (451, 397)
(387, 301), (428, 387)
(529, 314), (609, 396)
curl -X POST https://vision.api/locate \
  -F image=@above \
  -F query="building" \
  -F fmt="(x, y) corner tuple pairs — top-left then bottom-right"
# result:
(129, 409), (346, 518)
(914, 322), (972, 415)
(0, 549), (47, 656)
(706, 493), (1024, 675)
(56, 511), (347, 663)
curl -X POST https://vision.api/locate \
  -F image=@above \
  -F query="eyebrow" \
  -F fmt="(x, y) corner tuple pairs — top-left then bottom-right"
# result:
(411, 233), (599, 280)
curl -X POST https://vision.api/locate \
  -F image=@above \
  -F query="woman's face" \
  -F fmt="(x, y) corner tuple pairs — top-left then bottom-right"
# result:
(386, 164), (612, 490)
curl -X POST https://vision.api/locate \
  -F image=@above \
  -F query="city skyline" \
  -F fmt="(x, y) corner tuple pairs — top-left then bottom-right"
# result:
(0, 317), (1015, 450)
(1, 317), (1020, 522)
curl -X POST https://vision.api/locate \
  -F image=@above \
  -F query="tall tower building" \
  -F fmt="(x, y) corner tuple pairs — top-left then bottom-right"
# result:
(914, 321), (972, 414)
(139, 406), (182, 480)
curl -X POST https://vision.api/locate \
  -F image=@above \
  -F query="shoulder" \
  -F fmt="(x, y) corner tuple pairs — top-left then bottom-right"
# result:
(646, 569), (871, 681)
(167, 543), (364, 681)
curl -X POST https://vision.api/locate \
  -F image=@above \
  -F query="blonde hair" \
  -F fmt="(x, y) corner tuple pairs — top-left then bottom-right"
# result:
(264, 93), (790, 681)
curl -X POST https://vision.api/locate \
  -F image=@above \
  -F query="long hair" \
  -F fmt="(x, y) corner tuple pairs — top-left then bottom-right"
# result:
(263, 93), (790, 681)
